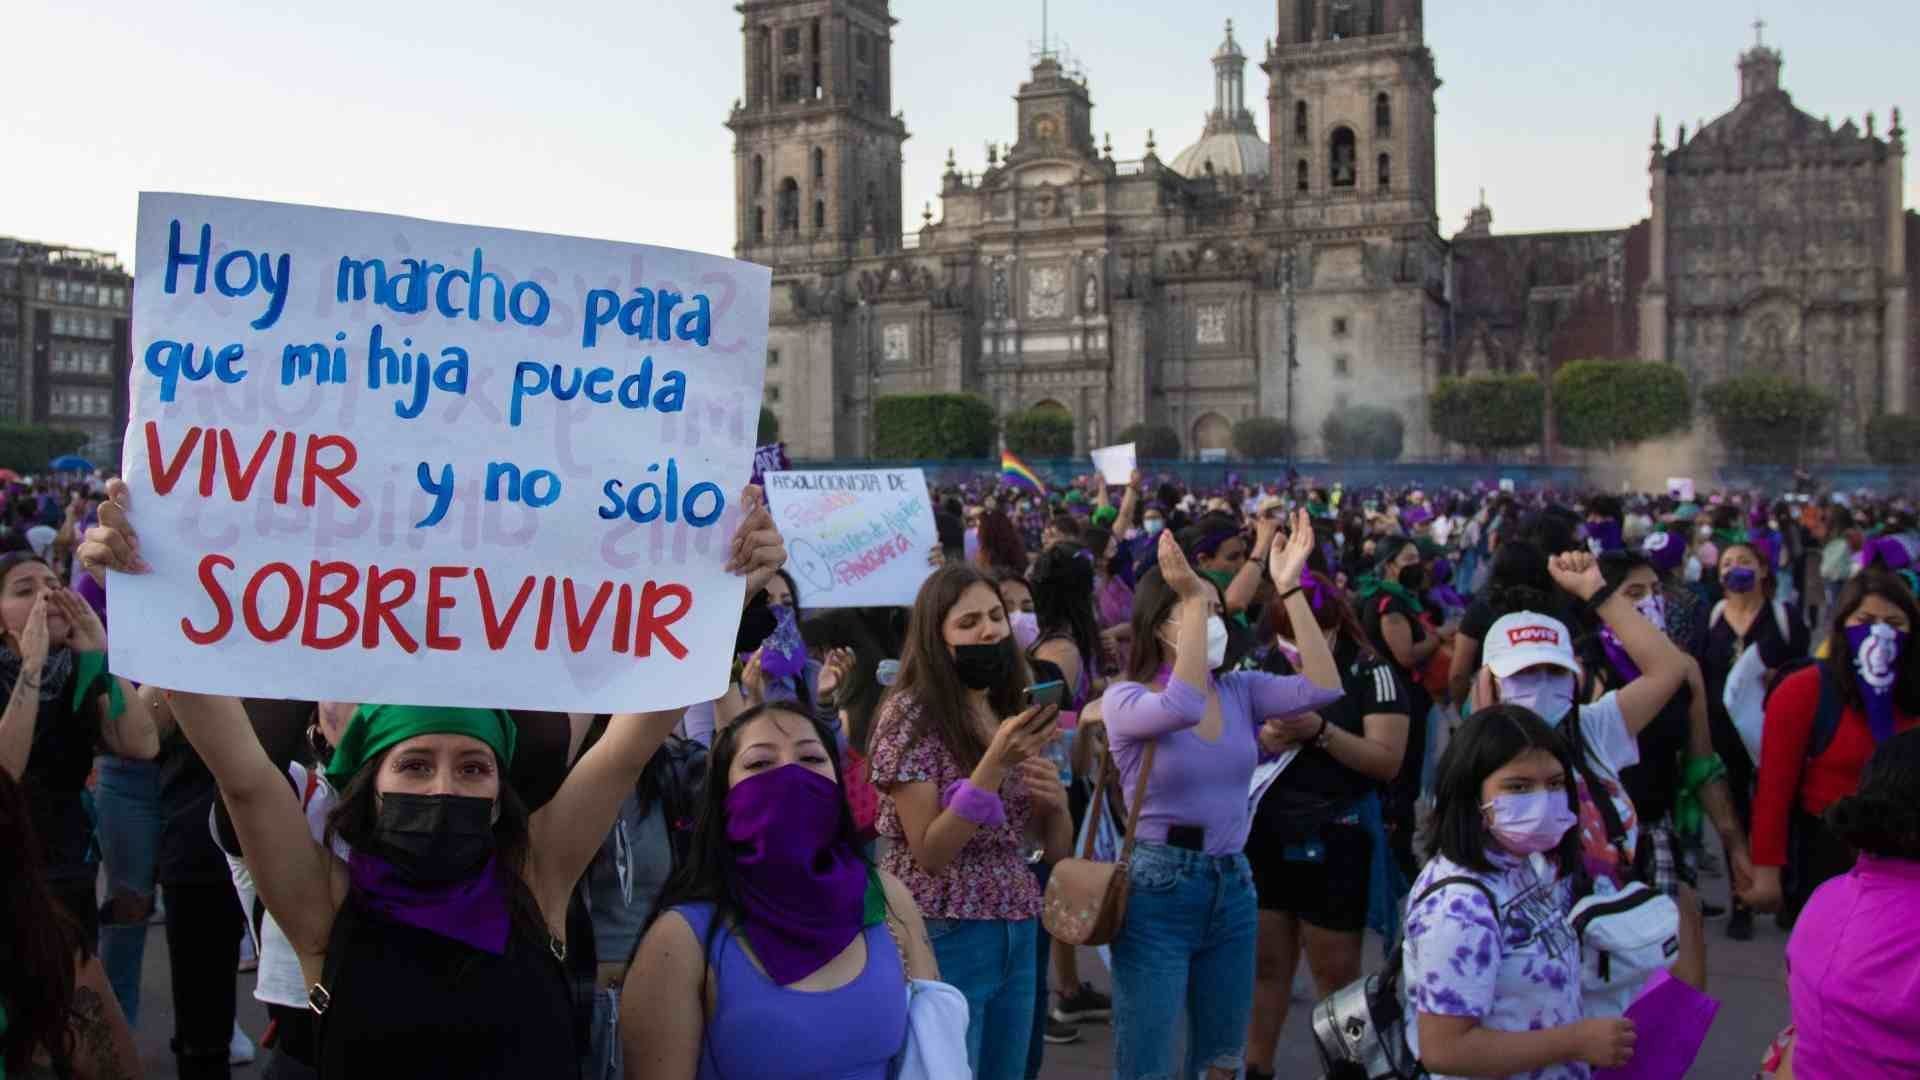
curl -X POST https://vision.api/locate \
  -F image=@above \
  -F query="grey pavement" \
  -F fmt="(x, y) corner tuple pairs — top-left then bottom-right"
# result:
(131, 870), (1787, 1079)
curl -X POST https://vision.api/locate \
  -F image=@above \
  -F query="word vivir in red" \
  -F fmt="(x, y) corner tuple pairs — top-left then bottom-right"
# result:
(144, 421), (360, 508)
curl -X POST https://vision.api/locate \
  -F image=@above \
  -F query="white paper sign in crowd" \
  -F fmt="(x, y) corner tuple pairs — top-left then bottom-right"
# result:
(763, 469), (937, 609)
(116, 193), (770, 711)
(1091, 442), (1136, 485)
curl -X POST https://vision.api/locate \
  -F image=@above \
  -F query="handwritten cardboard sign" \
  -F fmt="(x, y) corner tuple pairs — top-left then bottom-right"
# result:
(1668, 477), (1695, 502)
(115, 193), (770, 711)
(1090, 442), (1136, 485)
(764, 468), (935, 608)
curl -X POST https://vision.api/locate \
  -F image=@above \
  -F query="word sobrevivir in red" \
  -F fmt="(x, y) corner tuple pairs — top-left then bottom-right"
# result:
(181, 558), (693, 658)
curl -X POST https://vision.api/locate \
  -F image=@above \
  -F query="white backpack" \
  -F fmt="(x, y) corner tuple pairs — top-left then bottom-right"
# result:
(1569, 878), (1680, 1018)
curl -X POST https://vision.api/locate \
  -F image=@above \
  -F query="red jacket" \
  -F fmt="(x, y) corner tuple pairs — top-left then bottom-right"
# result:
(1753, 665), (1920, 866)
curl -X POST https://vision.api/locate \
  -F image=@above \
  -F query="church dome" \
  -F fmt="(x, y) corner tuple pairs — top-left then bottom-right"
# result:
(1171, 20), (1270, 179)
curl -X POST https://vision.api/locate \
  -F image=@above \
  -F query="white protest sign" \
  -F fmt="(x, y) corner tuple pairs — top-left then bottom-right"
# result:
(1498, 477), (1516, 493)
(764, 469), (936, 608)
(1090, 442), (1136, 485)
(118, 193), (769, 712)
(1668, 477), (1695, 502)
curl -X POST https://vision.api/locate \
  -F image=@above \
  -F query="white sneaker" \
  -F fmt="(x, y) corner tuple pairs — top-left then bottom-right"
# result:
(229, 1023), (256, 1067)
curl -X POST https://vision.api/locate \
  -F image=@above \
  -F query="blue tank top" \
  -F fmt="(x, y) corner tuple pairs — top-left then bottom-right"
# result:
(677, 902), (906, 1080)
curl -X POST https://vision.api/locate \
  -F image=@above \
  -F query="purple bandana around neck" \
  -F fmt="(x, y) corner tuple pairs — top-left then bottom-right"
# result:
(348, 851), (511, 955)
(1599, 625), (1640, 683)
(724, 765), (868, 986)
(1846, 622), (1908, 744)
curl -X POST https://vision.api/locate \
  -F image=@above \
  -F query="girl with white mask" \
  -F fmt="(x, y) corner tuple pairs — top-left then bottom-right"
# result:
(1100, 516), (1343, 1080)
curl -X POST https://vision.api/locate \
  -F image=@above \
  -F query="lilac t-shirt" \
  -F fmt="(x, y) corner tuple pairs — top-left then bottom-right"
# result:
(1102, 671), (1342, 855)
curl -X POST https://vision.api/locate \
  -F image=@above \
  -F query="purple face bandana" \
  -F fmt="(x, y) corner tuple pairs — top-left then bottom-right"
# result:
(348, 852), (510, 955)
(723, 764), (868, 986)
(1846, 622), (1908, 744)
(758, 603), (810, 681)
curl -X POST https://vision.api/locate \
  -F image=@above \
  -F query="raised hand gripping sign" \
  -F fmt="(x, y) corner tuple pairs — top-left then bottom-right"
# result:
(117, 193), (769, 712)
(763, 469), (936, 609)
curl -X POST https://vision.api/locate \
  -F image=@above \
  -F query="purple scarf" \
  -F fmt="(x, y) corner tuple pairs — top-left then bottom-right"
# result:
(1846, 622), (1908, 744)
(724, 765), (868, 986)
(758, 603), (809, 680)
(348, 852), (511, 955)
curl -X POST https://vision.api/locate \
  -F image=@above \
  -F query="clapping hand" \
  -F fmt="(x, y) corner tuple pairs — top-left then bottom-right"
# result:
(816, 647), (856, 702)
(1269, 508), (1316, 593)
(1156, 531), (1207, 599)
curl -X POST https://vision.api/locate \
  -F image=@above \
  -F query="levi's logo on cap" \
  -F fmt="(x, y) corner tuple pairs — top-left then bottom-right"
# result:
(1506, 625), (1560, 647)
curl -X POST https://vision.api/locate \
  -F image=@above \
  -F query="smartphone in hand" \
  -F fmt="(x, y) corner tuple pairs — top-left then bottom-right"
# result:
(1024, 680), (1067, 711)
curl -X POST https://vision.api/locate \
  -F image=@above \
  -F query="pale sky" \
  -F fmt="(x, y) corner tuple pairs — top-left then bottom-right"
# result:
(5, 0), (1915, 270)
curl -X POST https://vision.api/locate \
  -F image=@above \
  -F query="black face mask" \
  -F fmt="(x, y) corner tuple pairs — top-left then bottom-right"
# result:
(952, 638), (1017, 690)
(373, 793), (497, 885)
(1398, 565), (1426, 591)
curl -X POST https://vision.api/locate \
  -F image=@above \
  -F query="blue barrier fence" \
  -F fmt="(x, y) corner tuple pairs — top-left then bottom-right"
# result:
(788, 458), (1918, 492)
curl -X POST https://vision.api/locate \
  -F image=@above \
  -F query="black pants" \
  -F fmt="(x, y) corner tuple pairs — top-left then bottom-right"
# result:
(1785, 809), (1855, 919)
(49, 876), (102, 948)
(163, 879), (244, 1080)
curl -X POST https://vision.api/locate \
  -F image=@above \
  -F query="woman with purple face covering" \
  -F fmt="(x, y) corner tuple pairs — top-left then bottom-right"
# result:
(1704, 540), (1808, 940)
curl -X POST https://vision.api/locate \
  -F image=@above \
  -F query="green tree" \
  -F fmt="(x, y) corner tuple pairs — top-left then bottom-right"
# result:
(0, 425), (88, 473)
(1230, 416), (1293, 459)
(1114, 423), (1181, 460)
(1866, 414), (1920, 465)
(1002, 406), (1076, 457)
(1701, 375), (1836, 464)
(1429, 375), (1545, 452)
(757, 406), (780, 444)
(872, 393), (997, 458)
(1319, 405), (1405, 462)
(1552, 359), (1691, 449)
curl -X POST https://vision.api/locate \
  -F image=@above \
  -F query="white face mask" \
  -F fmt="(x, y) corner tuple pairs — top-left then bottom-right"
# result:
(1498, 669), (1576, 722)
(1161, 614), (1232, 671)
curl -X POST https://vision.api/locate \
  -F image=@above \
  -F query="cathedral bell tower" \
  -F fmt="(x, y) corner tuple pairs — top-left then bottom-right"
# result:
(728, 0), (909, 265)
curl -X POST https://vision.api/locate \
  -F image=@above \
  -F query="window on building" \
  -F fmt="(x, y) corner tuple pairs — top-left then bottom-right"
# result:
(768, 349), (781, 368)
(813, 200), (826, 230)
(1330, 0), (1356, 38)
(766, 384), (782, 404)
(777, 178), (801, 232)
(1295, 1), (1313, 43)
(1329, 127), (1357, 188)
(780, 73), (802, 102)
(813, 147), (825, 180)
(1334, 354), (1350, 376)
(855, 31), (870, 63)
(782, 27), (801, 54)
(810, 20), (820, 53)
(1296, 159), (1309, 192)
(1375, 92), (1392, 135)
(854, 79), (868, 105)
(1378, 153), (1391, 189)
(1294, 100), (1308, 139)
(753, 205), (766, 240)
(752, 154), (764, 193)
(1333, 316), (1349, 337)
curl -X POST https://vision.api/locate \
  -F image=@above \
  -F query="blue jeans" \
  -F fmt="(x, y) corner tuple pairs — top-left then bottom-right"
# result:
(925, 916), (1037, 1080)
(93, 754), (163, 1027)
(1110, 843), (1258, 1080)
(586, 985), (622, 1080)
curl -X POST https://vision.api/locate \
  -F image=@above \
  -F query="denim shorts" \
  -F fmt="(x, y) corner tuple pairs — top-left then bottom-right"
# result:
(1110, 842), (1258, 1080)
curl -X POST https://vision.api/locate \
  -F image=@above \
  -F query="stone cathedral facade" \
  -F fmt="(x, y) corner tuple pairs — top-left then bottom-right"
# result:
(730, 1), (1913, 462)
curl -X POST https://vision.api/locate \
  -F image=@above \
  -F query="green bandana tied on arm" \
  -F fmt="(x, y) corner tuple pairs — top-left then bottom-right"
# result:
(325, 704), (519, 787)
(71, 651), (125, 719)
(1674, 753), (1728, 840)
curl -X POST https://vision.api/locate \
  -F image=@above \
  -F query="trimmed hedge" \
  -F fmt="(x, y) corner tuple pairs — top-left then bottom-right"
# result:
(1866, 413), (1920, 465)
(873, 393), (997, 458)
(1552, 359), (1691, 448)
(0, 425), (89, 474)
(1701, 375), (1836, 463)
(1114, 423), (1181, 460)
(1230, 417), (1293, 459)
(1003, 407), (1076, 457)
(1320, 405), (1405, 462)
(1430, 375), (1545, 451)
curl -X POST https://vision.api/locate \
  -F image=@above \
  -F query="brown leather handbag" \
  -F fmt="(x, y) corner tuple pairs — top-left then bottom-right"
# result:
(1041, 742), (1156, 946)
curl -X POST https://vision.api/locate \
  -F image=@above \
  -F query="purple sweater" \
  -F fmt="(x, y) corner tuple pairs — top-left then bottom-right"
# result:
(1104, 671), (1344, 855)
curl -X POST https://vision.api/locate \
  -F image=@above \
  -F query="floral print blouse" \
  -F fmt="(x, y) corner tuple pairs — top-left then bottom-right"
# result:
(867, 692), (1043, 922)
(1403, 852), (1585, 1080)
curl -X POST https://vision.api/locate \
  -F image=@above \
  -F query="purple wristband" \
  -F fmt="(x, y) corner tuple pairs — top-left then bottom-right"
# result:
(941, 779), (1007, 828)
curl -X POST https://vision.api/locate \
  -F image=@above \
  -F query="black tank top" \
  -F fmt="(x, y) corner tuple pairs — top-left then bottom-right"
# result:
(315, 898), (577, 1078)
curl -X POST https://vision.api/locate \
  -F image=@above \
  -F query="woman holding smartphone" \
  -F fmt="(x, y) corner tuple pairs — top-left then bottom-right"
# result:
(867, 565), (1072, 1080)
(1102, 514), (1343, 1080)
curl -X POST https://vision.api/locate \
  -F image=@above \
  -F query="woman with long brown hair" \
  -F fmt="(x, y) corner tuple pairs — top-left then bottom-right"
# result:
(866, 564), (1071, 1080)
(0, 764), (140, 1079)
(1242, 571), (1408, 1080)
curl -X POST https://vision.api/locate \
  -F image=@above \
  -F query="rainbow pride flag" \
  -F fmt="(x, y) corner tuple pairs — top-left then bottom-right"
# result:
(1000, 450), (1045, 495)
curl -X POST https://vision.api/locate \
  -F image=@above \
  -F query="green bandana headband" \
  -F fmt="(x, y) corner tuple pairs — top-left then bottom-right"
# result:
(324, 704), (518, 787)
(1355, 574), (1424, 615)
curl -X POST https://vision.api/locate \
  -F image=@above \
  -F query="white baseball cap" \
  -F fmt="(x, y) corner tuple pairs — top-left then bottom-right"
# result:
(1483, 612), (1579, 679)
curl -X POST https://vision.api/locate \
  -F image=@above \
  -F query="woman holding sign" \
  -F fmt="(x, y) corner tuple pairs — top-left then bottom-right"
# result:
(78, 478), (788, 1079)
(867, 564), (1073, 1080)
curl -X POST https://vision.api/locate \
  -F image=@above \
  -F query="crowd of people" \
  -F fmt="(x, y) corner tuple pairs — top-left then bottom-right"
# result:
(4, 466), (1919, 1079)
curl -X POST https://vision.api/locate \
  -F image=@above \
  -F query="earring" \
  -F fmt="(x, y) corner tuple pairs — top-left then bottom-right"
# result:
(307, 723), (329, 763)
